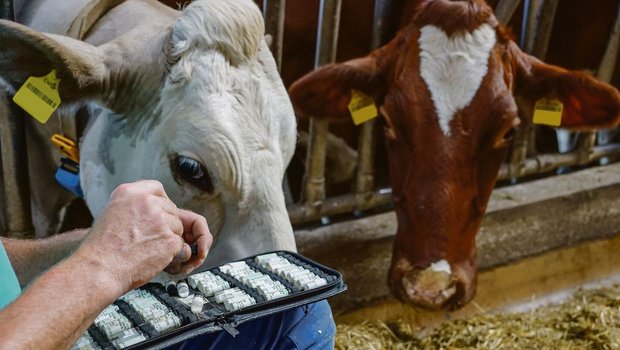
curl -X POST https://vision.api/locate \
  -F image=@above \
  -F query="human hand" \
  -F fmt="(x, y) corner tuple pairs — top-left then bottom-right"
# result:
(74, 180), (188, 295)
(163, 209), (212, 276)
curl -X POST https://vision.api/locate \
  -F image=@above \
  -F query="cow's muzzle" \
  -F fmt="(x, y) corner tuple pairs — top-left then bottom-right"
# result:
(389, 260), (476, 310)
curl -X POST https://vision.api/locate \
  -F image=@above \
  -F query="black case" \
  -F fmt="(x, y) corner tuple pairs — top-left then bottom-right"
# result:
(85, 251), (347, 350)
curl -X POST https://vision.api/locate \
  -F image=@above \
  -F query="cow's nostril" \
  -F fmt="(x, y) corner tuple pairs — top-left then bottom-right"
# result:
(400, 265), (457, 310)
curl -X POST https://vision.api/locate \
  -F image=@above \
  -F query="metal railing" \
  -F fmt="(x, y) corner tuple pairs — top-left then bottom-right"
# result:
(269, 0), (620, 226)
(0, 0), (618, 234)
(0, 0), (34, 238)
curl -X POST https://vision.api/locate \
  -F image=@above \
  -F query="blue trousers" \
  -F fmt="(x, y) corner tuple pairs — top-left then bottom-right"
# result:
(176, 300), (336, 350)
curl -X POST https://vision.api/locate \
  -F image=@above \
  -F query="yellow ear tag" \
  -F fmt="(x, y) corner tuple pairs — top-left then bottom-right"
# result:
(533, 98), (563, 127)
(348, 90), (378, 126)
(12, 70), (62, 124)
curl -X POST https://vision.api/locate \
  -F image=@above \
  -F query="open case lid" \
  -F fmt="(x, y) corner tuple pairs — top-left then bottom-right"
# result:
(76, 251), (347, 350)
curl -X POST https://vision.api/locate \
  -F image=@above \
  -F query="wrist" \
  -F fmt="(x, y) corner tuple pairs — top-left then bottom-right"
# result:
(66, 247), (126, 303)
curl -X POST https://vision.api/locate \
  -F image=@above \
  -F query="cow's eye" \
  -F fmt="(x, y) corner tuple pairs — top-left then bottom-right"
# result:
(503, 128), (516, 141)
(173, 155), (214, 193)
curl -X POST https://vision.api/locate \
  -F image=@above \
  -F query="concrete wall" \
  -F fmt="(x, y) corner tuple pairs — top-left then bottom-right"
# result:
(295, 162), (620, 314)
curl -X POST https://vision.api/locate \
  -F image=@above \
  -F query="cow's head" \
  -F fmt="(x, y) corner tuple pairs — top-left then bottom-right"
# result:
(289, 0), (620, 309)
(0, 0), (297, 266)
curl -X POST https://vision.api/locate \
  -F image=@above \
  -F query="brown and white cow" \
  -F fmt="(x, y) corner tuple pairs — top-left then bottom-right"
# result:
(289, 0), (620, 309)
(1, 0), (297, 267)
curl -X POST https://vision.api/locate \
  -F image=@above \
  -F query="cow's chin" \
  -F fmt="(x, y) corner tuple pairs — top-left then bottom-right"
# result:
(388, 260), (477, 311)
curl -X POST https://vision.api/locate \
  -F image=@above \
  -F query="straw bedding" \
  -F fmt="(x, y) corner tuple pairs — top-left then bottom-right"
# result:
(335, 285), (620, 349)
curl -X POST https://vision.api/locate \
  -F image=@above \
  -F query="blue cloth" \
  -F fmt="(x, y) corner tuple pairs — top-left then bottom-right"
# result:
(176, 300), (336, 350)
(0, 240), (21, 310)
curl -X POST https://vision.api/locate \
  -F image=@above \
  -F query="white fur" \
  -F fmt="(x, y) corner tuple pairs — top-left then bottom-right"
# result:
(419, 24), (496, 136)
(9, 0), (296, 265)
(170, 0), (264, 66)
(79, 0), (297, 266)
(429, 259), (452, 274)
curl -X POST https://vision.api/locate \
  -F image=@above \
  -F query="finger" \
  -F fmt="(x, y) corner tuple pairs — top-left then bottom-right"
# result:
(176, 209), (213, 251)
(133, 179), (170, 200)
(110, 180), (168, 198)
(163, 261), (183, 275)
(193, 230), (211, 261)
(179, 234), (211, 274)
(167, 214), (184, 237)
(174, 243), (192, 262)
(171, 234), (185, 262)
(156, 196), (178, 216)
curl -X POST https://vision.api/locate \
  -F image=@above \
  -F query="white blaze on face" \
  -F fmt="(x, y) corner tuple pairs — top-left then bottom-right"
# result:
(419, 24), (496, 136)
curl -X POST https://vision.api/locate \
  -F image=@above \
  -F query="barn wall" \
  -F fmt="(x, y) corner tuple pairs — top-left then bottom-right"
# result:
(336, 234), (620, 326)
(295, 161), (620, 314)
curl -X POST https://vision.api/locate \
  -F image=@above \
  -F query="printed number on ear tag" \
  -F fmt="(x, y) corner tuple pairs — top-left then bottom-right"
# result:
(348, 90), (378, 126)
(13, 70), (62, 124)
(533, 98), (563, 127)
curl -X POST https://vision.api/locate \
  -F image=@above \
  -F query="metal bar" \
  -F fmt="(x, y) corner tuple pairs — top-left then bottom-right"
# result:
(577, 133), (597, 165)
(354, 121), (376, 196)
(370, 0), (395, 49)
(0, 0), (13, 21)
(596, 1), (620, 84)
(302, 0), (342, 212)
(498, 144), (620, 180)
(526, 0), (559, 164)
(291, 144), (620, 225)
(530, 0), (559, 60)
(509, 0), (540, 179)
(289, 0), (620, 226)
(522, 0), (542, 52)
(290, 189), (393, 225)
(510, 0), (555, 179)
(579, 3), (620, 163)
(0, 0), (33, 238)
(494, 0), (522, 25)
(262, 0), (286, 71)
(508, 121), (531, 179)
(314, 0), (342, 67)
(352, 0), (394, 201)
(262, 0), (291, 204)
(597, 2), (620, 146)
(303, 118), (329, 205)
(0, 93), (34, 238)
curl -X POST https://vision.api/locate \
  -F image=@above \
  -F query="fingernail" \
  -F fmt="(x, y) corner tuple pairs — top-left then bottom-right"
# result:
(176, 249), (187, 261)
(201, 249), (209, 260)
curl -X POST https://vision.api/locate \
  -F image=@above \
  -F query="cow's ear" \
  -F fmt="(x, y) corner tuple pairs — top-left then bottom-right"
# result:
(511, 42), (620, 130)
(0, 19), (107, 105)
(288, 55), (385, 122)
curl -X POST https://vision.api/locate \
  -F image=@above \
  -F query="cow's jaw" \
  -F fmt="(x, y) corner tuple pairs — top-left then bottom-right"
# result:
(201, 194), (296, 268)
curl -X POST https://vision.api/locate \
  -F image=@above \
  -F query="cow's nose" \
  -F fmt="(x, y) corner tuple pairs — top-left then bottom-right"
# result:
(390, 260), (474, 310)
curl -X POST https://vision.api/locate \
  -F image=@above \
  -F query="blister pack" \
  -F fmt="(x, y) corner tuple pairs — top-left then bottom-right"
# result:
(71, 251), (346, 350)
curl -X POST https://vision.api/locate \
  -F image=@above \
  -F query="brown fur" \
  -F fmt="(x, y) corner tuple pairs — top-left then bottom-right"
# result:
(289, 0), (620, 310)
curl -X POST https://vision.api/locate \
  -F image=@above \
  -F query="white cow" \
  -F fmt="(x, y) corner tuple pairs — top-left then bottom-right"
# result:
(0, 0), (297, 267)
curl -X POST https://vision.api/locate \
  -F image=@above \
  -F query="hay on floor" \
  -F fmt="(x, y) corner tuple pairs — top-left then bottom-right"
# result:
(335, 285), (620, 350)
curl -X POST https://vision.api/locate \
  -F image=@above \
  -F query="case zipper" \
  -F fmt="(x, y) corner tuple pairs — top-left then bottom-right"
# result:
(217, 319), (240, 337)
